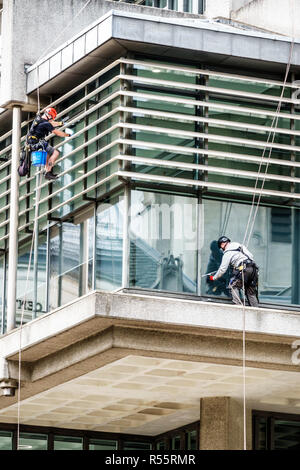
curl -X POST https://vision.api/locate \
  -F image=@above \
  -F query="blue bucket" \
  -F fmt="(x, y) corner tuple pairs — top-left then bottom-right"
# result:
(31, 150), (47, 166)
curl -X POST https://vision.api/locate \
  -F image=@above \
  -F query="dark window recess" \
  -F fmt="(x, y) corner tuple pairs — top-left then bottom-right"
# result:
(253, 411), (300, 450)
(198, 0), (205, 14)
(271, 207), (292, 243)
(0, 421), (199, 450)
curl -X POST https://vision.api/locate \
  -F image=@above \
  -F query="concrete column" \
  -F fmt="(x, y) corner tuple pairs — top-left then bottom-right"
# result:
(199, 396), (252, 450)
(6, 105), (21, 332)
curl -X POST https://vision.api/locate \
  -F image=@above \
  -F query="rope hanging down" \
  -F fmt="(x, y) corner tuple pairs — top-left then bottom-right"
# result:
(16, 0), (92, 450)
(239, 35), (295, 451)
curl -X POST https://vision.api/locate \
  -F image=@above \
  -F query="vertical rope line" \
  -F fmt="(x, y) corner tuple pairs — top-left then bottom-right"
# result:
(241, 268), (246, 450)
(16, 169), (42, 449)
(243, 38), (295, 247)
(15, 1), (93, 448)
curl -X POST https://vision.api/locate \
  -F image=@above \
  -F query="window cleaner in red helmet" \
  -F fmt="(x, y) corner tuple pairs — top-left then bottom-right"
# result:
(26, 107), (71, 180)
(209, 236), (259, 307)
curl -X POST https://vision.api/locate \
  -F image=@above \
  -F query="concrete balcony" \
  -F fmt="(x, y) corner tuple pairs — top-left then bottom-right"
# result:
(0, 290), (299, 435)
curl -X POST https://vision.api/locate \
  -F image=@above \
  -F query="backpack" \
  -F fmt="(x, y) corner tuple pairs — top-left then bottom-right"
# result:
(18, 148), (31, 177)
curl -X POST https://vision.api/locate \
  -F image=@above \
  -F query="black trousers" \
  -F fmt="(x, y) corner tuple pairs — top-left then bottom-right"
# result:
(230, 264), (259, 307)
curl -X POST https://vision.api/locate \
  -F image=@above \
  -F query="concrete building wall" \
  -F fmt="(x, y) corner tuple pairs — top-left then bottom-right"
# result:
(205, 0), (232, 18)
(231, 0), (299, 38)
(0, 0), (200, 106)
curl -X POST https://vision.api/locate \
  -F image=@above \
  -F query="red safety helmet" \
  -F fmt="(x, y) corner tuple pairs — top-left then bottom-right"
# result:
(45, 107), (57, 120)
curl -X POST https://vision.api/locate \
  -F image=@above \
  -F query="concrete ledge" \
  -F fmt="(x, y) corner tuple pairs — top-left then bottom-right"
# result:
(26, 10), (300, 95)
(0, 290), (299, 364)
(0, 290), (299, 409)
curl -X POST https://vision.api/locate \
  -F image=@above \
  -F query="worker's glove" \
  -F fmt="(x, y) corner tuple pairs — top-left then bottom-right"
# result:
(209, 275), (214, 281)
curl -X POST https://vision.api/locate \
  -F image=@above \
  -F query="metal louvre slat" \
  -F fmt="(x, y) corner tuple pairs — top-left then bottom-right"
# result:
(121, 58), (300, 90)
(120, 90), (300, 122)
(1, 57), (300, 248)
(117, 170), (300, 200)
(120, 122), (300, 153)
(120, 138), (300, 169)
(120, 105), (300, 137)
(120, 74), (300, 105)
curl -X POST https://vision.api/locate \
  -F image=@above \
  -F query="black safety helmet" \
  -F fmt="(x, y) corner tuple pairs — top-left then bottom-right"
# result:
(217, 236), (231, 249)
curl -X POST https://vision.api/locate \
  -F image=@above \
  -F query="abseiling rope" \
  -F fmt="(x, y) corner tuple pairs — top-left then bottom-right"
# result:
(239, 34), (295, 451)
(16, 0), (92, 450)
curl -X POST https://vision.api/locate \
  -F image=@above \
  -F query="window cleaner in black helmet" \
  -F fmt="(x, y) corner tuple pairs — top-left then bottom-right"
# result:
(208, 236), (259, 307)
(26, 107), (71, 180)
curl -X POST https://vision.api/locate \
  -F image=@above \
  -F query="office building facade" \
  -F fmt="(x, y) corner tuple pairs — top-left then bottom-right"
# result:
(0, 0), (300, 450)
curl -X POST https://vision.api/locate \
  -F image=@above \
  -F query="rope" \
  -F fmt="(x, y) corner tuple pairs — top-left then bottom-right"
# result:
(16, 170), (42, 450)
(238, 33), (295, 450)
(242, 39), (295, 247)
(16, 0), (93, 450)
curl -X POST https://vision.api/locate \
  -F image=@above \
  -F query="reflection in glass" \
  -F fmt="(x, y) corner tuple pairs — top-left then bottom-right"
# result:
(0, 431), (12, 450)
(54, 435), (83, 450)
(123, 441), (152, 450)
(130, 191), (197, 293)
(89, 439), (117, 450)
(19, 433), (48, 450)
(95, 196), (123, 290)
(274, 420), (300, 450)
(16, 235), (47, 325)
(202, 199), (293, 306)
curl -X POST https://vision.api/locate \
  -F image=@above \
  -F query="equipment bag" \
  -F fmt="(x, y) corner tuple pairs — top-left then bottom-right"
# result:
(18, 148), (31, 177)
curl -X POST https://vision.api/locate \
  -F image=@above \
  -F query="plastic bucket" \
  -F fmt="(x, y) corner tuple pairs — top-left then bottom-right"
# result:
(31, 150), (47, 166)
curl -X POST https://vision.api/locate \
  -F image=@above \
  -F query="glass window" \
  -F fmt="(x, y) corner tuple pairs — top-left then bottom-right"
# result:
(54, 435), (83, 450)
(0, 431), (12, 450)
(123, 441), (152, 450)
(186, 430), (197, 449)
(274, 420), (300, 450)
(95, 195), (123, 291)
(130, 190), (197, 293)
(89, 439), (118, 450)
(18, 433), (48, 450)
(49, 222), (86, 309)
(156, 439), (168, 450)
(201, 199), (294, 307)
(171, 435), (181, 450)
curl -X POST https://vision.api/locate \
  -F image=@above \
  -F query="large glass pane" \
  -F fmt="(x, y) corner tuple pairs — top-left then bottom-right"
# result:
(95, 195), (123, 291)
(123, 441), (152, 450)
(0, 431), (12, 450)
(19, 433), (48, 450)
(130, 190), (197, 293)
(201, 199), (293, 306)
(54, 435), (83, 450)
(89, 439), (117, 450)
(274, 420), (300, 450)
(16, 235), (47, 324)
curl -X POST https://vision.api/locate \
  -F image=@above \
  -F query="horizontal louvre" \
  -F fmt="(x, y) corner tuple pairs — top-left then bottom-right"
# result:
(0, 58), (300, 248)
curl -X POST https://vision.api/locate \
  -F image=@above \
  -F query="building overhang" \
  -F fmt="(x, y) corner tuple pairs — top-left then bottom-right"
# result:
(26, 10), (300, 99)
(0, 290), (299, 434)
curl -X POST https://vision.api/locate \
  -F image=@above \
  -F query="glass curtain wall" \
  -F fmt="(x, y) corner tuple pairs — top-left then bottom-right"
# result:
(95, 194), (124, 291)
(2, 56), (300, 334)
(129, 190), (197, 293)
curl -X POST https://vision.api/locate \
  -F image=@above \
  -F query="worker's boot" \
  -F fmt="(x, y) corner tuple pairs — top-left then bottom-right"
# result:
(44, 170), (58, 180)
